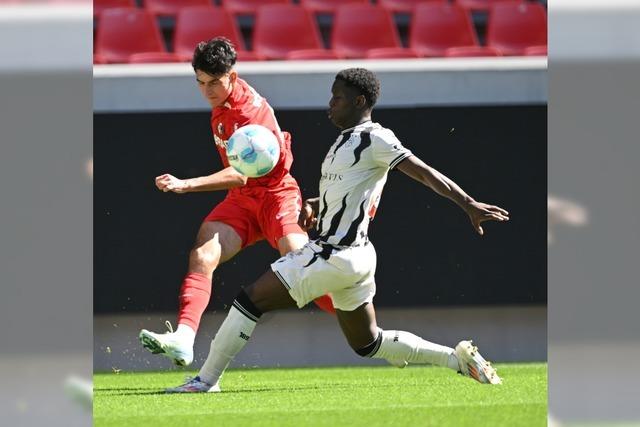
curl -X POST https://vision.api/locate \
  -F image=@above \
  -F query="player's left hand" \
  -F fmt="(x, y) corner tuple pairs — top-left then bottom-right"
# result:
(465, 201), (509, 235)
(298, 201), (317, 231)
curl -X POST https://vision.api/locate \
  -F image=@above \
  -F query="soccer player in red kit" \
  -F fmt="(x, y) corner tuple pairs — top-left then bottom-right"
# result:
(139, 37), (334, 367)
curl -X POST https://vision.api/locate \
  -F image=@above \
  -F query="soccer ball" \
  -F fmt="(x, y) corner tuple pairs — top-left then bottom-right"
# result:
(226, 124), (281, 178)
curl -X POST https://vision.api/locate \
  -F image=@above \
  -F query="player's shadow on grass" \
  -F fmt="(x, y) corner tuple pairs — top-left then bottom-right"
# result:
(95, 387), (157, 392)
(95, 387), (168, 396)
(108, 383), (371, 396)
(96, 389), (168, 396)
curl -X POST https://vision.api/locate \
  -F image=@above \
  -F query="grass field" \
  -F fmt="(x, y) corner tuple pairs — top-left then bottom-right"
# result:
(94, 363), (546, 427)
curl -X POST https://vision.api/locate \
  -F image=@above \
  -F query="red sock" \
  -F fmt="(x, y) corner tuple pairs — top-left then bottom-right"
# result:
(177, 272), (211, 332)
(313, 294), (336, 315)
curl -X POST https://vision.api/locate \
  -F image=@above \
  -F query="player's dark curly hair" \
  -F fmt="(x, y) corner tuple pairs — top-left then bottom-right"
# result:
(335, 68), (381, 108)
(192, 37), (237, 75)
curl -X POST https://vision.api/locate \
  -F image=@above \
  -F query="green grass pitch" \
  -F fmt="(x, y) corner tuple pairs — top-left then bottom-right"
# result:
(94, 363), (546, 427)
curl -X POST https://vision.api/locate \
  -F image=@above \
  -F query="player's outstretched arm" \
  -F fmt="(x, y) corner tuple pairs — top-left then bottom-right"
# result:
(396, 156), (509, 235)
(155, 166), (248, 194)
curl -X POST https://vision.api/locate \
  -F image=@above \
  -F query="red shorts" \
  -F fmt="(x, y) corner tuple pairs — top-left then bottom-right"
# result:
(204, 182), (305, 250)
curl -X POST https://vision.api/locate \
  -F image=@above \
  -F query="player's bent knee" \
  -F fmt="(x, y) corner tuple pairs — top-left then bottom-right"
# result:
(191, 245), (221, 269)
(353, 331), (382, 358)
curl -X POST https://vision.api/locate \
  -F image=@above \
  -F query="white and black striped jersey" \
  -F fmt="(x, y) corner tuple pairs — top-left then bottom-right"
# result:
(316, 120), (412, 247)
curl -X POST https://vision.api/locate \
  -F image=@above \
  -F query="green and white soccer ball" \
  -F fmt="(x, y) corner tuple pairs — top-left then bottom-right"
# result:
(226, 124), (281, 178)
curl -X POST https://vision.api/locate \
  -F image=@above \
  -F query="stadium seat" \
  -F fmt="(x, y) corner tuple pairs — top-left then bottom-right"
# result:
(379, 0), (446, 15)
(128, 52), (182, 63)
(253, 4), (327, 60)
(236, 51), (265, 61)
(365, 47), (419, 59)
(143, 0), (212, 18)
(444, 46), (501, 57)
(221, 0), (289, 16)
(455, 0), (518, 13)
(95, 8), (167, 64)
(174, 6), (248, 61)
(409, 3), (480, 57)
(94, 0), (135, 17)
(93, 53), (107, 64)
(331, 4), (403, 59)
(487, 2), (547, 56)
(300, 0), (368, 15)
(524, 45), (547, 56)
(285, 49), (340, 60)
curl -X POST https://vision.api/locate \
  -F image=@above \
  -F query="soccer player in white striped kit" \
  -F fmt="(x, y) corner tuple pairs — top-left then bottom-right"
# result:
(167, 68), (510, 392)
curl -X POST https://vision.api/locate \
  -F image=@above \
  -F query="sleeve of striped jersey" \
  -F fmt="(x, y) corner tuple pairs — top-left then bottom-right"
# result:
(371, 129), (412, 169)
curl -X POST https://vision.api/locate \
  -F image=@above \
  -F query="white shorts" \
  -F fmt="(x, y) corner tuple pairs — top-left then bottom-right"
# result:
(270, 240), (377, 311)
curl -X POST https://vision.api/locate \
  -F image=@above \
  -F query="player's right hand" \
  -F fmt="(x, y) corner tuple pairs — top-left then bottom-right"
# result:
(298, 201), (317, 231)
(155, 173), (189, 194)
(465, 201), (509, 235)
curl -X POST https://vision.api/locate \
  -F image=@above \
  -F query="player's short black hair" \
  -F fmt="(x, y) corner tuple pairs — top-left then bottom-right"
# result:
(192, 37), (237, 76)
(335, 68), (381, 108)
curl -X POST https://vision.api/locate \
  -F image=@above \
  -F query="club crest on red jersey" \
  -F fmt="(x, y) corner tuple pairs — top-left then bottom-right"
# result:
(214, 134), (228, 149)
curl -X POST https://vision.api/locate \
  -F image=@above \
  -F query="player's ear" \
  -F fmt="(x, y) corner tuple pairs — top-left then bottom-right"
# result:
(228, 70), (238, 84)
(355, 94), (367, 109)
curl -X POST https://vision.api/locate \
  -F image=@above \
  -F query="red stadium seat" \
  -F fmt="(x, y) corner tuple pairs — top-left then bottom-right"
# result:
(285, 49), (341, 60)
(379, 0), (445, 15)
(128, 52), (182, 63)
(95, 8), (166, 64)
(444, 46), (501, 57)
(524, 45), (547, 56)
(237, 51), (265, 61)
(143, 0), (212, 18)
(409, 3), (479, 57)
(365, 47), (419, 59)
(221, 0), (289, 16)
(487, 2), (547, 56)
(455, 0), (518, 13)
(94, 0), (135, 17)
(331, 4), (402, 59)
(300, 0), (367, 15)
(253, 4), (325, 60)
(93, 53), (107, 64)
(174, 6), (247, 61)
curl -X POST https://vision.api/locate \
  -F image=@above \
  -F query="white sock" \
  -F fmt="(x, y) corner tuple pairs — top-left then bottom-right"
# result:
(175, 324), (196, 345)
(198, 306), (258, 385)
(370, 330), (459, 371)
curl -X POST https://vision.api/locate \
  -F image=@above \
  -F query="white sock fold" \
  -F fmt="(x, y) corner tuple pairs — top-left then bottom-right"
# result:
(198, 306), (257, 386)
(371, 330), (459, 370)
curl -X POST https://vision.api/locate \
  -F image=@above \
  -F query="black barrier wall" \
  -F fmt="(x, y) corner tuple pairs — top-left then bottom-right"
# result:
(94, 106), (546, 313)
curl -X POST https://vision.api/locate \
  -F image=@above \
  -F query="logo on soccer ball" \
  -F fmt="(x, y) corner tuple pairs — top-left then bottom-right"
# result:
(226, 124), (280, 178)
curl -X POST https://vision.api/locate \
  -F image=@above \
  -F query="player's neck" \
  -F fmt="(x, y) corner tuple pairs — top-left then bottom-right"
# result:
(342, 116), (372, 131)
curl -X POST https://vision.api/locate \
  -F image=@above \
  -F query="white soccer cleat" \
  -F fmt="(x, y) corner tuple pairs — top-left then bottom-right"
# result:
(165, 376), (221, 393)
(139, 321), (193, 367)
(455, 340), (502, 385)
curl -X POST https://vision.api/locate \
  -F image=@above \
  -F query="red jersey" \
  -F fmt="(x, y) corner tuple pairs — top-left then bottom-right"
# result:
(210, 78), (295, 190)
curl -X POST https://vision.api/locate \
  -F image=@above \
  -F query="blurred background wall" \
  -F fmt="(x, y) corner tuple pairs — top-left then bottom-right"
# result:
(0, 2), (93, 426)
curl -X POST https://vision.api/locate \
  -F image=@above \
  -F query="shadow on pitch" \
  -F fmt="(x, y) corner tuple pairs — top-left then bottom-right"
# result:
(107, 383), (359, 396)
